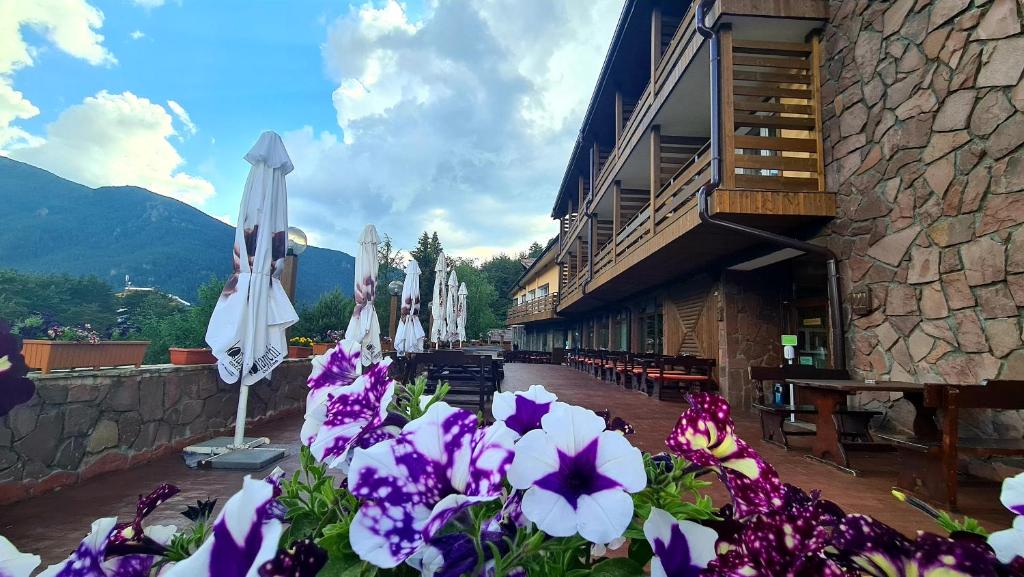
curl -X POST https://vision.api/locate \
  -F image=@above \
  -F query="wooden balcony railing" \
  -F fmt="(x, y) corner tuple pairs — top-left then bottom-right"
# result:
(507, 292), (560, 324)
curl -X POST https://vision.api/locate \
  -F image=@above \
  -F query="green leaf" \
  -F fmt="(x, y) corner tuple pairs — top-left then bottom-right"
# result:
(627, 537), (654, 566)
(589, 557), (646, 577)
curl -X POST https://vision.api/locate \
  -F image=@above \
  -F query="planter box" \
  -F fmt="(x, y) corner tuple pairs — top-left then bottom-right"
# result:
(288, 346), (314, 359)
(312, 342), (335, 356)
(22, 340), (150, 374)
(169, 347), (217, 365)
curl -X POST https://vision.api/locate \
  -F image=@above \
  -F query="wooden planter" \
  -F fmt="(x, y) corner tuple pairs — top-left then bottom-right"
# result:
(312, 342), (335, 355)
(288, 346), (314, 359)
(169, 347), (217, 365)
(22, 340), (150, 374)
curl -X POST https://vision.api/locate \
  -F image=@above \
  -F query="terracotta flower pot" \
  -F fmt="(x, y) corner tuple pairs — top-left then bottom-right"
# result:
(288, 345), (314, 359)
(21, 340), (150, 374)
(169, 347), (217, 365)
(312, 342), (334, 355)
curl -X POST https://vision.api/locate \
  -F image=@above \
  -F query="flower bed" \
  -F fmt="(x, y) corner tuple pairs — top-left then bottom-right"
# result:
(287, 345), (314, 359)
(168, 348), (217, 365)
(3, 339), (1022, 577)
(21, 340), (150, 374)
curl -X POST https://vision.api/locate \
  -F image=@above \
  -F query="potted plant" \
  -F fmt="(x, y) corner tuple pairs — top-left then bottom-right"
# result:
(21, 325), (150, 374)
(168, 347), (217, 365)
(288, 336), (315, 358)
(312, 329), (344, 355)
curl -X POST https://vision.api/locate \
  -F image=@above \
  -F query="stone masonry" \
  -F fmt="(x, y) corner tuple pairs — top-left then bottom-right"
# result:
(0, 359), (310, 504)
(821, 0), (1024, 436)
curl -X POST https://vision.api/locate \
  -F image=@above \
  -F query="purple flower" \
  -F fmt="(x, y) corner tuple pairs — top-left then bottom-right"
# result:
(665, 393), (785, 519)
(109, 484), (180, 548)
(595, 409), (635, 435)
(0, 321), (35, 418)
(642, 507), (717, 577)
(39, 518), (119, 577)
(0, 536), (40, 577)
(831, 515), (1001, 577)
(989, 472), (1024, 564)
(491, 384), (557, 437)
(508, 402), (646, 544)
(407, 532), (510, 577)
(347, 402), (516, 568)
(258, 539), (327, 577)
(302, 351), (397, 469)
(163, 474), (285, 577)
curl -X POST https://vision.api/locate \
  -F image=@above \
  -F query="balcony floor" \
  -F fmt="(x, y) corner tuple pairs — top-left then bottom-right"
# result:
(0, 364), (1012, 564)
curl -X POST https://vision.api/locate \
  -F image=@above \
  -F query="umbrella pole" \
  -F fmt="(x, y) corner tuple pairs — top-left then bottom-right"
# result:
(233, 385), (249, 447)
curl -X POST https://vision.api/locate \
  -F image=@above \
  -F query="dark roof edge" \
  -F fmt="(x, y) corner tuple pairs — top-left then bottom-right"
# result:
(509, 237), (559, 296)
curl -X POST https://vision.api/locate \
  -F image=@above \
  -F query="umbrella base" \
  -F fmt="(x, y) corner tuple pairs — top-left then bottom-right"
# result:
(202, 447), (287, 470)
(184, 436), (271, 455)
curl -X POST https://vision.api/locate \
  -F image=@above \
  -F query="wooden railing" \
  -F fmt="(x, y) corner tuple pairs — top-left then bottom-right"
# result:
(507, 292), (560, 324)
(654, 144), (712, 228)
(593, 242), (615, 279)
(615, 206), (651, 260)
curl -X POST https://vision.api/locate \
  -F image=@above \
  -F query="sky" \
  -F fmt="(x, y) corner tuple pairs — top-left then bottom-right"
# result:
(0, 0), (621, 259)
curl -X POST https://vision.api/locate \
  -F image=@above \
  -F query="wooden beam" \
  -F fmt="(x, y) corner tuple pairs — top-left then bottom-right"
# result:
(612, 180), (621, 264)
(649, 124), (661, 235)
(578, 175), (585, 211)
(591, 141), (600, 199)
(720, 28), (736, 189)
(811, 32), (826, 192)
(615, 90), (623, 146)
(651, 6), (662, 85)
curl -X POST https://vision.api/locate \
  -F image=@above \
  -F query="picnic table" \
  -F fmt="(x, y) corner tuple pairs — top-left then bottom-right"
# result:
(784, 379), (940, 473)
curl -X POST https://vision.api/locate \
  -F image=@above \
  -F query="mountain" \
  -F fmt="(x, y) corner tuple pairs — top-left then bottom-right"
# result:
(0, 157), (354, 305)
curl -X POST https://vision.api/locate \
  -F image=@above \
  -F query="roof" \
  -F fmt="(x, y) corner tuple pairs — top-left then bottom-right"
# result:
(509, 237), (559, 296)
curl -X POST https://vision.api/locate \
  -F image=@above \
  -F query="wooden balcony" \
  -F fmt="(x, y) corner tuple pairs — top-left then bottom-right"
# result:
(506, 293), (561, 325)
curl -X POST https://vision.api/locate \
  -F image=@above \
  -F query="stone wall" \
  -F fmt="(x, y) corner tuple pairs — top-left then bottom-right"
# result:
(0, 360), (310, 504)
(719, 270), (785, 407)
(821, 0), (1024, 433)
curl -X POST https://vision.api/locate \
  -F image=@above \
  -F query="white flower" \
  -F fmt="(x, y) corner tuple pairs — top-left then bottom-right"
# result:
(507, 402), (646, 544)
(0, 536), (40, 577)
(989, 472), (1024, 564)
(492, 385), (558, 437)
(643, 507), (717, 577)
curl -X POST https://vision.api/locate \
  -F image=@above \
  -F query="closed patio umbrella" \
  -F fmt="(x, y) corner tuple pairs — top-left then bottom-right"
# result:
(456, 281), (468, 345)
(345, 224), (383, 365)
(444, 269), (459, 344)
(206, 131), (298, 447)
(394, 258), (425, 355)
(429, 251), (447, 347)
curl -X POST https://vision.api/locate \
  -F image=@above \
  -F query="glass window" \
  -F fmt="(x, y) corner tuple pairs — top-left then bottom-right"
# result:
(527, 289), (536, 301)
(538, 284), (549, 297)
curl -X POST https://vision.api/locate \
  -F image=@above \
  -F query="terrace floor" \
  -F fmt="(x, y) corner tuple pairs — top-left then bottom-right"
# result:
(0, 363), (1013, 564)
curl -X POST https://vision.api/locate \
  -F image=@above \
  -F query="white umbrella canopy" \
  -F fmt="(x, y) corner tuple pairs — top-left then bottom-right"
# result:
(345, 224), (383, 365)
(394, 258), (425, 355)
(444, 269), (459, 343)
(429, 251), (447, 346)
(206, 131), (298, 388)
(456, 281), (468, 343)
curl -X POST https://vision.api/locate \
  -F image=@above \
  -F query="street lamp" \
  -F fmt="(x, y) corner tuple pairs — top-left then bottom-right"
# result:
(282, 226), (306, 302)
(388, 279), (403, 347)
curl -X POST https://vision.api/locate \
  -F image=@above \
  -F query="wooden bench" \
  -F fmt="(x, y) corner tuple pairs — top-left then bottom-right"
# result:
(750, 366), (881, 450)
(405, 351), (496, 415)
(878, 379), (1024, 510)
(641, 356), (717, 400)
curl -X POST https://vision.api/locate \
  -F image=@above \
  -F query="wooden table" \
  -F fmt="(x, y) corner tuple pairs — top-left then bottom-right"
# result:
(785, 379), (941, 472)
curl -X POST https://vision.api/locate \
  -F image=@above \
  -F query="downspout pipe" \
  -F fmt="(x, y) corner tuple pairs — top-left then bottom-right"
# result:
(694, 0), (846, 370)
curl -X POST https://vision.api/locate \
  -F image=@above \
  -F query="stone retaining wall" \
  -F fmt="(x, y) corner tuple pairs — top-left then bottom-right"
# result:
(0, 359), (310, 504)
(822, 0), (1024, 437)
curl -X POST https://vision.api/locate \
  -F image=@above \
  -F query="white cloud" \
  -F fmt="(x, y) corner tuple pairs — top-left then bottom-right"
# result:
(131, 0), (165, 7)
(288, 0), (619, 258)
(129, 30), (145, 40)
(166, 100), (197, 135)
(9, 90), (216, 206)
(0, 0), (116, 151)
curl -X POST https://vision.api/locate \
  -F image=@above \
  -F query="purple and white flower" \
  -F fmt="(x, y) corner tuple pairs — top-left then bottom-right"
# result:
(347, 402), (516, 568)
(666, 393), (785, 518)
(989, 472), (1024, 564)
(643, 507), (717, 577)
(163, 474), (285, 577)
(301, 340), (362, 446)
(0, 536), (40, 577)
(304, 356), (398, 469)
(508, 402), (646, 544)
(39, 518), (119, 577)
(491, 385), (557, 437)
(258, 539), (327, 577)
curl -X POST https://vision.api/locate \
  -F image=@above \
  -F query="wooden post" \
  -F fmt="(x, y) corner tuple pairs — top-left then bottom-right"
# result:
(651, 6), (662, 86)
(578, 175), (586, 213)
(720, 28), (736, 189)
(649, 125), (661, 235)
(810, 32), (826, 193)
(614, 90), (623, 147)
(281, 254), (298, 303)
(591, 141), (600, 198)
(612, 180), (621, 263)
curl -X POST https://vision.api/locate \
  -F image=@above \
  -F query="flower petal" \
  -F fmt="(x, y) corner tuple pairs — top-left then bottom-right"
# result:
(0, 536), (41, 577)
(1001, 473), (1024, 516)
(594, 430), (647, 493)
(307, 340), (361, 392)
(540, 403), (606, 455)
(521, 487), (578, 537)
(38, 518), (117, 577)
(576, 489), (634, 545)
(492, 385), (557, 437)
(508, 430), (560, 489)
(644, 507), (717, 577)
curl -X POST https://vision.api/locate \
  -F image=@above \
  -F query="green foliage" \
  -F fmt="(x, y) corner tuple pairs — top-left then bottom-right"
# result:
(162, 519), (213, 564)
(392, 375), (448, 422)
(454, 260), (501, 340)
(373, 234), (406, 334)
(292, 290), (354, 341)
(0, 269), (117, 334)
(479, 254), (525, 323)
(125, 276), (224, 364)
(526, 242), (545, 259)
(937, 511), (989, 537)
(410, 232), (444, 327)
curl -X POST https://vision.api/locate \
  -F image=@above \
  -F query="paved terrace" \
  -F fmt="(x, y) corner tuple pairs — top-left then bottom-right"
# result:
(0, 363), (1012, 564)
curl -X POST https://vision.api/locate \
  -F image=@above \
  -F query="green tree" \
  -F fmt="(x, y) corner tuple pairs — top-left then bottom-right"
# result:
(128, 276), (224, 364)
(526, 241), (545, 258)
(410, 231), (444, 327)
(0, 269), (117, 335)
(292, 290), (355, 341)
(480, 254), (526, 323)
(374, 234), (405, 331)
(453, 259), (500, 341)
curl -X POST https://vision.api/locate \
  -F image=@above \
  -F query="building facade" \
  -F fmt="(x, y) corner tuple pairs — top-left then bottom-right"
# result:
(508, 242), (566, 352)
(545, 0), (1024, 426)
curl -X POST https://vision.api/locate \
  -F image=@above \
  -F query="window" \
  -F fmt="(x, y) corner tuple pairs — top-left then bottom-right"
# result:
(527, 289), (536, 301)
(538, 284), (549, 297)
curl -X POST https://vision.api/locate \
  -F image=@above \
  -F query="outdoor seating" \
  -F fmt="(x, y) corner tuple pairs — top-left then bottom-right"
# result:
(879, 380), (1024, 510)
(405, 350), (497, 415)
(640, 355), (716, 400)
(750, 366), (882, 452)
(505, 350), (552, 364)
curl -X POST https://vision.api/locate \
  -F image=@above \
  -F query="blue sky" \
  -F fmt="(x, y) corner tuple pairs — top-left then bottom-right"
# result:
(0, 0), (620, 257)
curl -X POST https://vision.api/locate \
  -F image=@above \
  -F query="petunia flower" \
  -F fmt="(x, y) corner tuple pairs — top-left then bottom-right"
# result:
(643, 507), (717, 577)
(508, 402), (647, 544)
(407, 532), (509, 577)
(665, 393), (785, 518)
(303, 355), (398, 469)
(595, 409), (635, 435)
(347, 402), (516, 568)
(830, 514), (1001, 577)
(301, 340), (362, 445)
(39, 518), (119, 577)
(0, 536), (40, 577)
(258, 539), (327, 577)
(0, 321), (35, 418)
(163, 473), (285, 577)
(989, 472), (1024, 564)
(491, 384), (557, 437)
